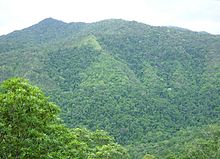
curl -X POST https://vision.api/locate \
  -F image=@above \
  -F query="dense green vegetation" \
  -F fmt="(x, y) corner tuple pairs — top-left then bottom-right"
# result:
(129, 124), (220, 158)
(0, 18), (220, 158)
(0, 78), (130, 158)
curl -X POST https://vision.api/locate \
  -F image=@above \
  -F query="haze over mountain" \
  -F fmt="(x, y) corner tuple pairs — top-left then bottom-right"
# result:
(0, 18), (220, 158)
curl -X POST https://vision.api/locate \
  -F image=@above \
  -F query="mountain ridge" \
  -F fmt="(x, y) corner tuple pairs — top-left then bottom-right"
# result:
(1, 17), (217, 39)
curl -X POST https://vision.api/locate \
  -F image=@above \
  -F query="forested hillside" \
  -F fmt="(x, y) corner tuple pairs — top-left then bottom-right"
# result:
(0, 18), (220, 158)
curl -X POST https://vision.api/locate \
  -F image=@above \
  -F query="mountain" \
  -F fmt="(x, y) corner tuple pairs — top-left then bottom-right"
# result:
(0, 18), (220, 158)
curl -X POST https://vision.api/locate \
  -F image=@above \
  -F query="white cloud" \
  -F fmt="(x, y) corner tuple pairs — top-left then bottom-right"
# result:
(0, 0), (220, 35)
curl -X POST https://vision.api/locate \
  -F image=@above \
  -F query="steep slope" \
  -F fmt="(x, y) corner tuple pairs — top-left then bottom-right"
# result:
(0, 18), (220, 158)
(63, 51), (147, 143)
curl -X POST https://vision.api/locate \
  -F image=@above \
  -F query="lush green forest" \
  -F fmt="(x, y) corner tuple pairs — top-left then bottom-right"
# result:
(0, 18), (220, 158)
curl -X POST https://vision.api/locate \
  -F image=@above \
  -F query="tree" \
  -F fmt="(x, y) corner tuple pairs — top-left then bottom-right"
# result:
(0, 77), (130, 159)
(0, 77), (62, 158)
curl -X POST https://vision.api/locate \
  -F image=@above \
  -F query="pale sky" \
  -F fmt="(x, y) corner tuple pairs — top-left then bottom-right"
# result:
(0, 0), (220, 35)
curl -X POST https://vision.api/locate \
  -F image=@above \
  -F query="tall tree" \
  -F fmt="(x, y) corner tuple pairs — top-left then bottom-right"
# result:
(0, 78), (130, 159)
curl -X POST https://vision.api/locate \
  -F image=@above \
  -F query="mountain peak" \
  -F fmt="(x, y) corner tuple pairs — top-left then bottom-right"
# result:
(37, 17), (67, 26)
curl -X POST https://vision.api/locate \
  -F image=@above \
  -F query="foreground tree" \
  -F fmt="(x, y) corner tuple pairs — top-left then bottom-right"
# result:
(0, 78), (130, 159)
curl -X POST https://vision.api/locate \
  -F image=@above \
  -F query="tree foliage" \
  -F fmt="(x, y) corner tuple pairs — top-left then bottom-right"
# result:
(0, 78), (130, 159)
